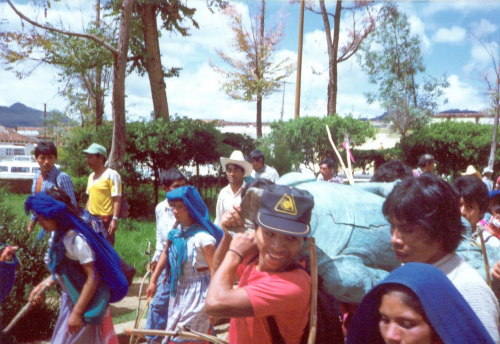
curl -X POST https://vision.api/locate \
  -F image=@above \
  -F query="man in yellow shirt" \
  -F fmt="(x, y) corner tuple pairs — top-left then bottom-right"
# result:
(83, 143), (122, 245)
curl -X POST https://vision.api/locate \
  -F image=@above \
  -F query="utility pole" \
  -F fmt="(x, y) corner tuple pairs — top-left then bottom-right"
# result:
(43, 103), (46, 139)
(281, 81), (292, 121)
(294, 0), (305, 119)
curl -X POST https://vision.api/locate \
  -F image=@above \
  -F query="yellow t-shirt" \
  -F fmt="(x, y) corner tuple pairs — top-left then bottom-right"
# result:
(86, 168), (122, 216)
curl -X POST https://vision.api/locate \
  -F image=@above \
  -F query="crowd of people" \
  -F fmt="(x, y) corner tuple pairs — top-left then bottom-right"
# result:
(1, 145), (500, 344)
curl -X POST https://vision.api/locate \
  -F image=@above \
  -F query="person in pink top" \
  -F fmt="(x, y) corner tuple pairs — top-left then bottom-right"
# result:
(206, 184), (314, 344)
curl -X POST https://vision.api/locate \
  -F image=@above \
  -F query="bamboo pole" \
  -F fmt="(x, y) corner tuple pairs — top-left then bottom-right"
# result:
(126, 328), (228, 344)
(479, 229), (492, 287)
(307, 237), (318, 344)
(326, 125), (354, 184)
(2, 282), (51, 333)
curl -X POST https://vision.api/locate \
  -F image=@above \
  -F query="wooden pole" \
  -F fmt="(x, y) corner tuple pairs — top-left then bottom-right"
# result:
(307, 237), (318, 344)
(126, 328), (228, 344)
(294, 0), (305, 119)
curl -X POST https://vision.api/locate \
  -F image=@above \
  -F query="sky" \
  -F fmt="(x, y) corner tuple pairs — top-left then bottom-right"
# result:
(0, 0), (499, 124)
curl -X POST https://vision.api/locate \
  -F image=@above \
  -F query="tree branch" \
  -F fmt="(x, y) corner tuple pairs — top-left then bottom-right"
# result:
(6, 0), (118, 56)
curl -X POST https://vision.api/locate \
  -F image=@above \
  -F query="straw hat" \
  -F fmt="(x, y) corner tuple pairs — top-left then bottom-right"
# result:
(220, 150), (253, 177)
(460, 165), (482, 180)
(483, 167), (494, 175)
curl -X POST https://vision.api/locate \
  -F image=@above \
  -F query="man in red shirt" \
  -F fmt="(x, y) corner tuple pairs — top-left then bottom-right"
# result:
(206, 184), (314, 344)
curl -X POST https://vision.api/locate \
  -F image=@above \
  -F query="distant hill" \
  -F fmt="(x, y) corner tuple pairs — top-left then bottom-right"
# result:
(0, 102), (70, 128)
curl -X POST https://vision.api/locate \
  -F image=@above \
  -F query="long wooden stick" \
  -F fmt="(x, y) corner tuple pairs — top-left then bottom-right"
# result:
(479, 229), (492, 287)
(307, 237), (318, 344)
(2, 282), (51, 333)
(126, 328), (228, 344)
(326, 125), (354, 185)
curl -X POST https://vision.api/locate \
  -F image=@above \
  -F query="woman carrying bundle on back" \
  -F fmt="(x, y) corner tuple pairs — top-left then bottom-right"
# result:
(25, 191), (128, 344)
(145, 185), (223, 344)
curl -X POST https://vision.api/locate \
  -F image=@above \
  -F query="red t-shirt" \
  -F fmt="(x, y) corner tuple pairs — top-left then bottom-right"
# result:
(229, 262), (311, 344)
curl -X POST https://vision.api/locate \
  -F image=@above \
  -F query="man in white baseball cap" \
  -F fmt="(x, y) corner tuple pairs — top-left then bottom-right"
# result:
(215, 150), (253, 226)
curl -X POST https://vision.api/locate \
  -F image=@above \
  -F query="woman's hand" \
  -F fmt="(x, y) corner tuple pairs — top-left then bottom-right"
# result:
(0, 246), (18, 262)
(29, 277), (54, 306)
(145, 282), (157, 299)
(229, 231), (258, 260)
(67, 310), (84, 335)
(149, 260), (158, 272)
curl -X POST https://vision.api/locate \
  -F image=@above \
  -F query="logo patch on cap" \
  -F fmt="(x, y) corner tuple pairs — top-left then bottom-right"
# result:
(274, 193), (297, 215)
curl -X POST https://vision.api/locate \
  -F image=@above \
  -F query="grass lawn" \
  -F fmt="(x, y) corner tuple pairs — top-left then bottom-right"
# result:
(115, 219), (155, 277)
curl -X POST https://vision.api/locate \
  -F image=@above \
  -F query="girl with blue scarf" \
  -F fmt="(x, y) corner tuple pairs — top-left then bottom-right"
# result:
(347, 263), (495, 344)
(146, 186), (223, 344)
(25, 191), (127, 344)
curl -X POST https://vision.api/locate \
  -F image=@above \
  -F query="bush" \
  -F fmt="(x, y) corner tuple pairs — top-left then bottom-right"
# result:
(0, 188), (58, 341)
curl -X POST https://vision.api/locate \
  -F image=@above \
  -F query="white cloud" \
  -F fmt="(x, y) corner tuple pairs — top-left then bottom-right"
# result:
(407, 15), (431, 53)
(432, 26), (466, 44)
(440, 74), (488, 111)
(420, 1), (500, 17)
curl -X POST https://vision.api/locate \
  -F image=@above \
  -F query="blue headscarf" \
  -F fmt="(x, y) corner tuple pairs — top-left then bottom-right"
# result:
(24, 192), (128, 303)
(0, 243), (17, 305)
(166, 186), (223, 295)
(346, 263), (495, 344)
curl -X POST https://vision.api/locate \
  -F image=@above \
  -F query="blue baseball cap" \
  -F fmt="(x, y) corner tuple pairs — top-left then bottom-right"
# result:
(256, 184), (314, 237)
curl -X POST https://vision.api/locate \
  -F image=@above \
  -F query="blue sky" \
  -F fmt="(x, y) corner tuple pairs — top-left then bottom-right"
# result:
(0, 1), (499, 123)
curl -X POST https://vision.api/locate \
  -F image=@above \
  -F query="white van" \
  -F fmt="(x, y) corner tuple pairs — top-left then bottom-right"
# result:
(0, 160), (39, 180)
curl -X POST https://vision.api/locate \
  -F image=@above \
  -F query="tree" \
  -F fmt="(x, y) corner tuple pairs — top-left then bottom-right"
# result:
(126, 117), (221, 204)
(471, 22), (500, 170)
(358, 3), (448, 136)
(263, 116), (375, 174)
(305, 0), (377, 116)
(125, 0), (206, 120)
(399, 121), (498, 177)
(5, 0), (135, 167)
(212, 1), (293, 138)
(0, 1), (115, 127)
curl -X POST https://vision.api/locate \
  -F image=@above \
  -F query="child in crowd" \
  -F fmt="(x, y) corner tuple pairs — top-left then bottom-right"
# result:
(146, 186), (222, 344)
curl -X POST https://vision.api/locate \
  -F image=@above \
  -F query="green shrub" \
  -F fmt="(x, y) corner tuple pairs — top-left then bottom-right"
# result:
(0, 188), (58, 341)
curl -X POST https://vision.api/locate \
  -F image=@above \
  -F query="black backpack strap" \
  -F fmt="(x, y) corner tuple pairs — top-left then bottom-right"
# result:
(266, 316), (287, 344)
(264, 257), (308, 344)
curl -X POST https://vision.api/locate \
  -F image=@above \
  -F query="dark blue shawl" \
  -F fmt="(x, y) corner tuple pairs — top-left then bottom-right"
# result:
(346, 263), (495, 344)
(0, 244), (17, 305)
(24, 192), (128, 303)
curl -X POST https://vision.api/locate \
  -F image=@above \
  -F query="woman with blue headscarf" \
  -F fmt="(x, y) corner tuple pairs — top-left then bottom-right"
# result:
(25, 191), (128, 344)
(346, 263), (495, 344)
(146, 186), (223, 344)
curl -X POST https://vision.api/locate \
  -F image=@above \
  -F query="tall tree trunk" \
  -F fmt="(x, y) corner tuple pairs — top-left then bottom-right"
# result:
(108, 0), (135, 169)
(488, 100), (500, 169)
(321, 0), (341, 116)
(95, 0), (104, 127)
(256, 93), (263, 138)
(140, 2), (169, 121)
(95, 72), (104, 127)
